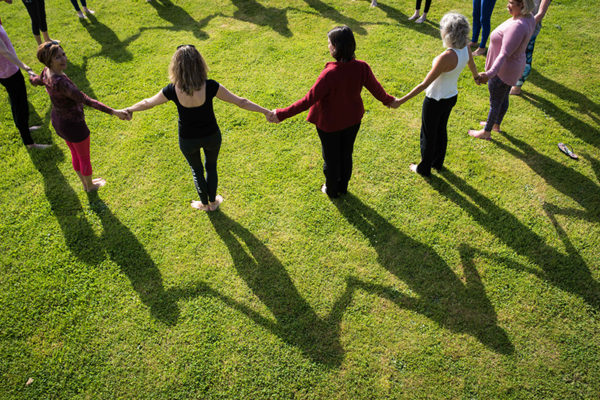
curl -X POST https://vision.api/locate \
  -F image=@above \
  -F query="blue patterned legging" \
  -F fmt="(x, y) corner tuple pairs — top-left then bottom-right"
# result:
(471, 0), (497, 49)
(516, 27), (540, 87)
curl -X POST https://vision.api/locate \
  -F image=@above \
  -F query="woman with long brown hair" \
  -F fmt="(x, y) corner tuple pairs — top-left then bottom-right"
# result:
(126, 45), (273, 211)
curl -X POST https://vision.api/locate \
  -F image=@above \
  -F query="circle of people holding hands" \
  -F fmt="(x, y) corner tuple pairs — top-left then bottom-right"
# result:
(1, 0), (550, 211)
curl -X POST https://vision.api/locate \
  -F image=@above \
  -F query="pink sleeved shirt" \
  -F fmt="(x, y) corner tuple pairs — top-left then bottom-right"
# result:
(0, 23), (20, 79)
(485, 15), (536, 86)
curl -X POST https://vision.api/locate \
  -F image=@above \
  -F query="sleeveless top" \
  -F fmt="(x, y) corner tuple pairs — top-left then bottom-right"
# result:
(425, 47), (469, 101)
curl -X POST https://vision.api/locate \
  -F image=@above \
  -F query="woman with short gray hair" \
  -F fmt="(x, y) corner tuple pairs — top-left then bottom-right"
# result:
(391, 13), (480, 176)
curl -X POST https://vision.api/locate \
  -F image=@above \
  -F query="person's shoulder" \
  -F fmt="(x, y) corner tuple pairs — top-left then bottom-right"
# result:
(162, 83), (175, 97)
(206, 79), (219, 96)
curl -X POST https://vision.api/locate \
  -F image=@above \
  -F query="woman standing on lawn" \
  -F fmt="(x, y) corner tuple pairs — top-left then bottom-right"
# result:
(68, 0), (94, 19)
(272, 26), (396, 198)
(469, 0), (498, 56)
(3, 0), (56, 45)
(468, 0), (535, 140)
(0, 16), (50, 148)
(126, 45), (273, 212)
(391, 13), (480, 177)
(31, 41), (130, 191)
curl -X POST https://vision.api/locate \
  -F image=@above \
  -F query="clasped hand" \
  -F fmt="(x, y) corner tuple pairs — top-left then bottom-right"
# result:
(114, 109), (133, 121)
(265, 110), (280, 124)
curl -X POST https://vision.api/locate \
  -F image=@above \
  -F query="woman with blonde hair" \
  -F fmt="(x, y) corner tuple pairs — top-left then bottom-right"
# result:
(126, 45), (273, 212)
(468, 0), (536, 140)
(31, 41), (130, 191)
(392, 13), (480, 176)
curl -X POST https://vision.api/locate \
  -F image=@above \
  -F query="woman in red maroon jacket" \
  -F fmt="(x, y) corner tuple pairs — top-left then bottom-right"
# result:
(273, 26), (396, 198)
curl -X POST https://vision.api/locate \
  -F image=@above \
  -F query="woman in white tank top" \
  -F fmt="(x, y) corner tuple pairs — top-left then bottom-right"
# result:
(390, 13), (481, 177)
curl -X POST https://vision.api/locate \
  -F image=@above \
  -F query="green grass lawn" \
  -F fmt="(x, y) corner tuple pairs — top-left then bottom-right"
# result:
(1, 0), (599, 398)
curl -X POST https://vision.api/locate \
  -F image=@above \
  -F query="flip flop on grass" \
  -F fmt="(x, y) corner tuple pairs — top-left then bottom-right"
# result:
(558, 143), (579, 159)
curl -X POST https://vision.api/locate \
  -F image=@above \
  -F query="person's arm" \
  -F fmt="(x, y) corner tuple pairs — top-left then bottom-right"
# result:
(56, 76), (127, 118)
(363, 63), (395, 106)
(466, 46), (480, 84)
(127, 90), (169, 113)
(484, 21), (528, 80)
(215, 84), (272, 117)
(535, 0), (551, 23)
(275, 70), (330, 122)
(392, 50), (457, 108)
(0, 33), (32, 73)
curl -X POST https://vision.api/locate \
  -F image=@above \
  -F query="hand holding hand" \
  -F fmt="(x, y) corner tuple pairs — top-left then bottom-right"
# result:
(114, 109), (132, 121)
(478, 72), (489, 84)
(266, 110), (280, 123)
(389, 97), (405, 109)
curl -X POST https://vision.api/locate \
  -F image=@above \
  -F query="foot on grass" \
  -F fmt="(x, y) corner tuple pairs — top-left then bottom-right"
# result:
(29, 125), (41, 131)
(415, 14), (427, 23)
(208, 195), (223, 211)
(86, 178), (106, 192)
(510, 86), (522, 95)
(479, 121), (501, 132)
(27, 143), (51, 149)
(468, 129), (491, 140)
(370, 0), (377, 7)
(472, 47), (487, 57)
(77, 11), (85, 19)
(408, 11), (419, 20)
(191, 200), (209, 211)
(468, 41), (478, 48)
(83, 8), (95, 15)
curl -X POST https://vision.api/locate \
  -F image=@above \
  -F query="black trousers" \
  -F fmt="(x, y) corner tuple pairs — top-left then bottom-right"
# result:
(179, 132), (221, 204)
(317, 123), (360, 198)
(22, 0), (48, 36)
(417, 95), (457, 176)
(0, 70), (34, 146)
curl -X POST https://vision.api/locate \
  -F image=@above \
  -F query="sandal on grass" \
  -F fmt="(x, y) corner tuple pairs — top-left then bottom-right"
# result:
(558, 143), (578, 160)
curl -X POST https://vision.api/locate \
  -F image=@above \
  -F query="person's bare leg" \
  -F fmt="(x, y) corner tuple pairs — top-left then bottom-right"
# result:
(408, 10), (420, 20)
(416, 12), (427, 23)
(370, 0), (378, 7)
(81, 173), (105, 191)
(479, 121), (501, 132)
(34, 34), (42, 46)
(41, 31), (51, 43)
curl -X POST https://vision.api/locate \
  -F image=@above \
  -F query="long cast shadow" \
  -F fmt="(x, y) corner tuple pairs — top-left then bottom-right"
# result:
(430, 169), (600, 310)
(205, 212), (344, 366)
(230, 0), (292, 37)
(334, 194), (514, 354)
(374, 1), (439, 40)
(79, 15), (140, 63)
(302, 0), (366, 35)
(523, 71), (600, 149)
(494, 131), (599, 223)
(27, 133), (177, 324)
(146, 0), (219, 39)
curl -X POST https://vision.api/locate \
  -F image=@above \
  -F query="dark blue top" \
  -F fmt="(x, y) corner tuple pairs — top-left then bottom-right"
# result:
(162, 79), (220, 139)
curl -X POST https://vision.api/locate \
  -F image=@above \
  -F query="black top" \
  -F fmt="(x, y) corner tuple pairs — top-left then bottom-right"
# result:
(162, 79), (220, 139)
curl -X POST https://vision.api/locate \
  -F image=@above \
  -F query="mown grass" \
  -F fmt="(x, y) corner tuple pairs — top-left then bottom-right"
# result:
(1, 0), (599, 398)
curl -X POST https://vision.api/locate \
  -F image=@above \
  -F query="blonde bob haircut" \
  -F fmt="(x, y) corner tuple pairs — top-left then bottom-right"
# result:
(169, 45), (208, 96)
(36, 41), (63, 68)
(518, 0), (536, 16)
(440, 12), (470, 49)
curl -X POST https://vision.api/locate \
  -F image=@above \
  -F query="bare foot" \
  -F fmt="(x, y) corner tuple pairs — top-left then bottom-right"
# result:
(29, 125), (41, 131)
(479, 121), (501, 132)
(472, 47), (487, 57)
(84, 8), (95, 15)
(510, 86), (522, 95)
(86, 178), (106, 192)
(208, 195), (223, 211)
(416, 14), (427, 23)
(191, 201), (209, 211)
(468, 129), (491, 140)
(77, 11), (85, 19)
(408, 11), (419, 20)
(409, 163), (419, 173)
(27, 143), (51, 149)
(468, 41), (478, 48)
(370, 0), (377, 7)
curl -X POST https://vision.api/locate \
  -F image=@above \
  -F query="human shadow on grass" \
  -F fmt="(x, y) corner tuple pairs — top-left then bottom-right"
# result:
(62, 58), (96, 100)
(301, 0), (366, 35)
(198, 211), (344, 366)
(230, 0), (292, 37)
(522, 71), (600, 149)
(333, 194), (514, 354)
(429, 169), (600, 310)
(493, 131), (599, 223)
(79, 15), (141, 63)
(146, 0), (219, 39)
(370, 1), (439, 40)
(87, 192), (179, 325)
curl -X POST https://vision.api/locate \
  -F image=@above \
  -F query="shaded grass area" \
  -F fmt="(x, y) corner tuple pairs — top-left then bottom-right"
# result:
(1, 0), (599, 398)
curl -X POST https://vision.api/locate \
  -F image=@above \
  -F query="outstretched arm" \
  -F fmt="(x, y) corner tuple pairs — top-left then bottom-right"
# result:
(127, 90), (169, 113)
(216, 85), (272, 116)
(467, 47), (481, 85)
(0, 33), (33, 74)
(391, 50), (457, 108)
(535, 0), (552, 23)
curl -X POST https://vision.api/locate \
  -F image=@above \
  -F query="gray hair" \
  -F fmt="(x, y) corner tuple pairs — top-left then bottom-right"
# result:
(519, 0), (536, 16)
(439, 12), (470, 49)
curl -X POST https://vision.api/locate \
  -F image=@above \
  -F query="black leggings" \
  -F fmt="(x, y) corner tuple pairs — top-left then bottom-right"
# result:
(69, 0), (88, 12)
(0, 70), (34, 146)
(22, 0), (48, 36)
(485, 76), (511, 132)
(317, 123), (360, 198)
(417, 95), (457, 177)
(179, 132), (221, 204)
(415, 0), (432, 13)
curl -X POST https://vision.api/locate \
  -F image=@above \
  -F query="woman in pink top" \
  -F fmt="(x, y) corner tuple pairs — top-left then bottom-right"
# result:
(468, 0), (535, 140)
(272, 26), (396, 198)
(31, 41), (130, 191)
